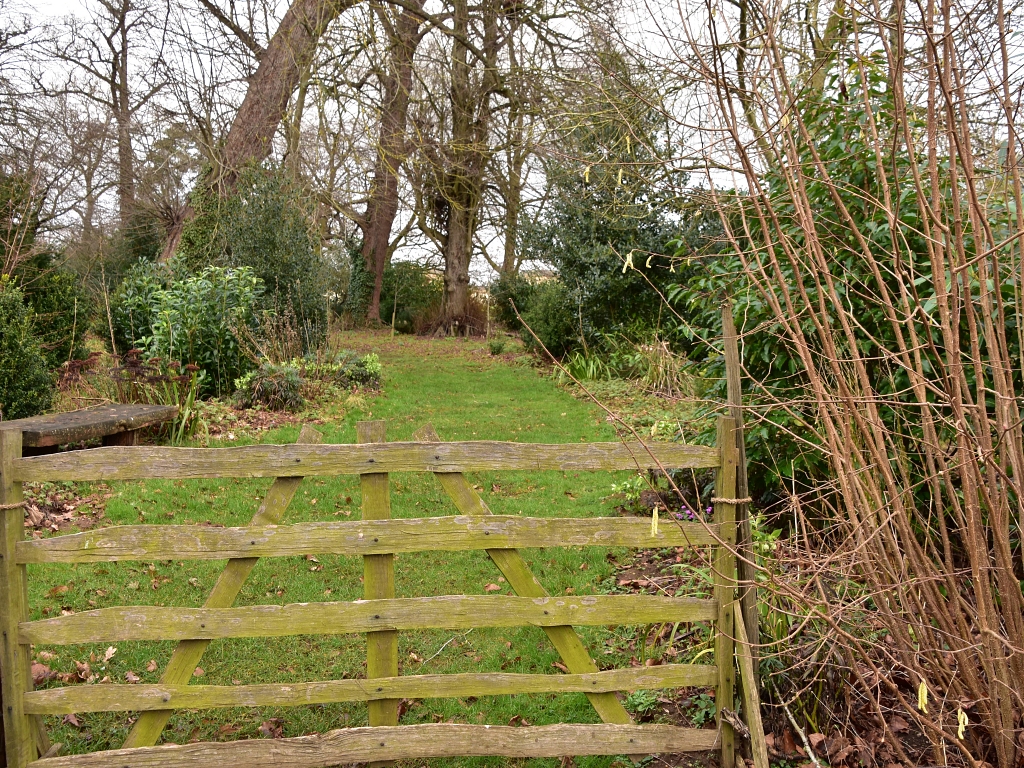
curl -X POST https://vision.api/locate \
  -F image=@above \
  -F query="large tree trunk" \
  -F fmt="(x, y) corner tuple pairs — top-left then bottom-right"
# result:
(362, 0), (425, 323)
(161, 0), (357, 259)
(438, 0), (498, 332)
(442, 202), (473, 326)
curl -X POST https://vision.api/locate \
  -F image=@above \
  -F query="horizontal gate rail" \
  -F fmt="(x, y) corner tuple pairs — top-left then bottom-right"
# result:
(12, 440), (719, 482)
(16, 515), (721, 563)
(20, 594), (717, 645)
(30, 724), (720, 768)
(25, 664), (719, 714)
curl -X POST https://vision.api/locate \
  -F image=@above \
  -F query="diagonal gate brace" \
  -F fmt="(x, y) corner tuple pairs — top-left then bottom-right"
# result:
(413, 424), (634, 727)
(122, 425), (324, 748)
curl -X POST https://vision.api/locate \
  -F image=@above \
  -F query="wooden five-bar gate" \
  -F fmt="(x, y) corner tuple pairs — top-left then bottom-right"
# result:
(0, 415), (764, 768)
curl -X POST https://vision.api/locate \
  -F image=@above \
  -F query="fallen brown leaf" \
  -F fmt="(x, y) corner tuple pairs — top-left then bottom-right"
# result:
(125, 671), (140, 684)
(781, 729), (798, 755)
(63, 713), (83, 728)
(193, 667), (204, 677)
(259, 718), (284, 738)
(484, 583), (501, 593)
(217, 724), (242, 739)
(146, 659), (158, 672)
(31, 663), (53, 686)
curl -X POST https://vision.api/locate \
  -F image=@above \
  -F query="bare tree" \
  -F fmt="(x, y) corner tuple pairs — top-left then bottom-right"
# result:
(45, 0), (165, 224)
(357, 0), (428, 322)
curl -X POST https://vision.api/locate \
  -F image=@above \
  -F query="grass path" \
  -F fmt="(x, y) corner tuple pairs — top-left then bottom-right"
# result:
(29, 333), (659, 767)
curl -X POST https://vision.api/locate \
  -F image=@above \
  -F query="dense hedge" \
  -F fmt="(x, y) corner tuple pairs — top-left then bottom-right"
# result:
(0, 280), (54, 420)
(178, 165), (327, 348)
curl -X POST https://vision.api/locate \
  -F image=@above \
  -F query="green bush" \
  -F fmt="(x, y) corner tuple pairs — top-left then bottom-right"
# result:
(234, 363), (305, 411)
(179, 165), (328, 348)
(109, 259), (173, 353)
(519, 280), (576, 358)
(488, 272), (535, 332)
(487, 338), (506, 355)
(296, 351), (383, 389)
(147, 266), (263, 397)
(379, 262), (443, 333)
(19, 267), (91, 369)
(0, 280), (54, 420)
(668, 58), (987, 502)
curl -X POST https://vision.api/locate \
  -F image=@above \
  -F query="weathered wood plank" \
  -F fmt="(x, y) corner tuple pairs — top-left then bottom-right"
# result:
(32, 723), (719, 768)
(16, 516), (720, 564)
(723, 305), (758, 676)
(734, 605), (769, 768)
(24, 664), (719, 714)
(20, 594), (717, 645)
(12, 441), (720, 482)
(0, 430), (38, 768)
(415, 424), (636, 729)
(714, 416), (739, 768)
(0, 405), (178, 448)
(123, 425), (323, 749)
(358, 421), (398, 743)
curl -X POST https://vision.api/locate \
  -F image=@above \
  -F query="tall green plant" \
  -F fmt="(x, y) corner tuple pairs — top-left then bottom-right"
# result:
(147, 266), (263, 396)
(0, 279), (54, 419)
(179, 165), (327, 348)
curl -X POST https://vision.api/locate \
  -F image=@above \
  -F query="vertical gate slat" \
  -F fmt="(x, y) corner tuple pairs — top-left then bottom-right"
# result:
(359, 420), (399, 760)
(0, 430), (36, 768)
(714, 416), (739, 768)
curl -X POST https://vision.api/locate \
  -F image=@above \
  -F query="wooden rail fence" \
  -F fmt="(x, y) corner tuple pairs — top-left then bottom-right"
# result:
(0, 417), (761, 768)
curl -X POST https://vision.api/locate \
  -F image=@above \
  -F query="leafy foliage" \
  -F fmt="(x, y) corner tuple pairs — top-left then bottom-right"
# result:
(517, 46), (689, 353)
(518, 280), (576, 357)
(624, 689), (660, 720)
(669, 58), (1006, 501)
(0, 279), (54, 419)
(234, 362), (305, 411)
(17, 264), (91, 369)
(298, 350), (382, 389)
(147, 266), (263, 397)
(109, 259), (173, 353)
(379, 262), (443, 333)
(179, 165), (327, 348)
(488, 271), (535, 331)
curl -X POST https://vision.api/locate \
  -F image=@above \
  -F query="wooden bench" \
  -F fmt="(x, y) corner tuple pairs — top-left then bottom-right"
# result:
(0, 404), (179, 456)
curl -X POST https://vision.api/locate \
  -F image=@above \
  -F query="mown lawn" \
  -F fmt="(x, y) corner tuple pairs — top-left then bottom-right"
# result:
(28, 332), (701, 767)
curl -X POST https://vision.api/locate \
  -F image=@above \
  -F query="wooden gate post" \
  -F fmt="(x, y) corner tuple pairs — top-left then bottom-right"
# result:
(714, 416), (739, 768)
(358, 421), (399, 747)
(722, 304), (758, 671)
(0, 430), (35, 768)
